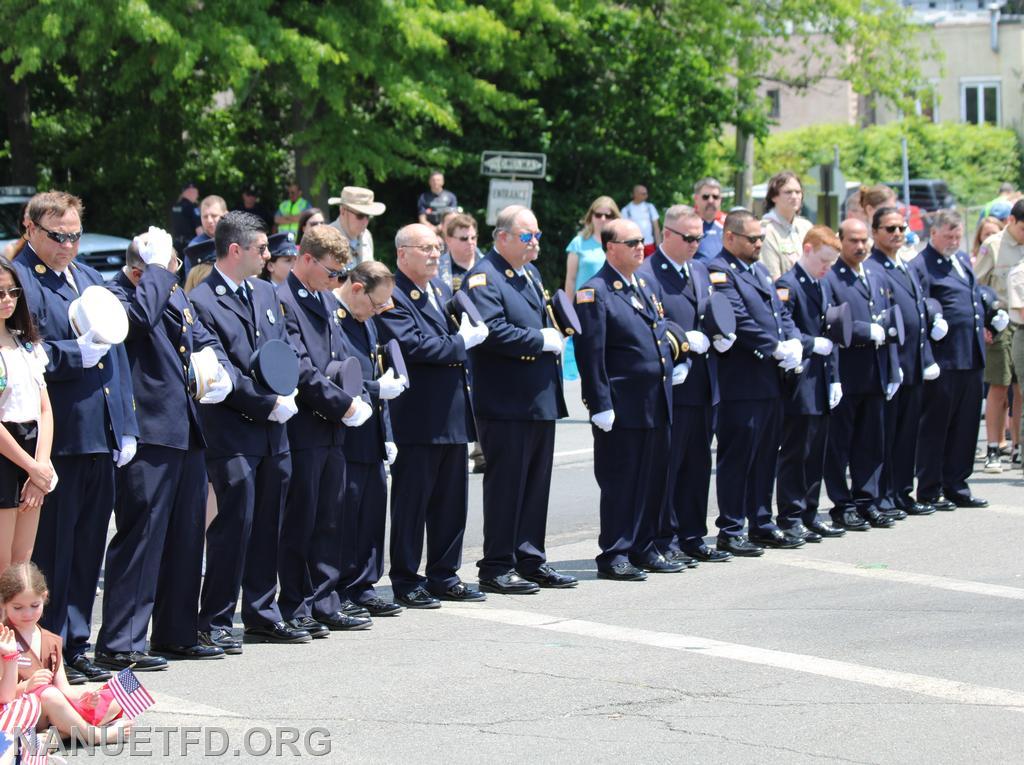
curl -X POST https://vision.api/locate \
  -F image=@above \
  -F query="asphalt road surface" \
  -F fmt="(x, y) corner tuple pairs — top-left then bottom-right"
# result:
(71, 380), (1024, 763)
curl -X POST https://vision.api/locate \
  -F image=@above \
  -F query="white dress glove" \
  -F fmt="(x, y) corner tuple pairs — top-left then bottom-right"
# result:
(591, 409), (615, 432)
(385, 441), (398, 466)
(829, 382), (843, 410)
(684, 331), (710, 355)
(671, 360), (691, 386)
(540, 327), (564, 355)
(457, 312), (489, 349)
(812, 337), (834, 356)
(77, 331), (111, 368)
(992, 309), (1010, 332)
(113, 435), (137, 468)
(375, 368), (408, 400)
(885, 381), (901, 401)
(930, 317), (948, 341)
(342, 397), (373, 427)
(133, 226), (174, 269)
(869, 323), (885, 346)
(268, 392), (298, 423)
(712, 332), (736, 353)
(199, 363), (233, 404)
(923, 363), (941, 381)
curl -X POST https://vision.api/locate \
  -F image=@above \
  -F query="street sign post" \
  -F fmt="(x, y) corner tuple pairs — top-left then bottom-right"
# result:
(485, 180), (534, 225)
(480, 151), (547, 179)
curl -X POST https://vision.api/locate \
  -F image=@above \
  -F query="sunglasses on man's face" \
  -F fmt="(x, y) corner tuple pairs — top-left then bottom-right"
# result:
(37, 223), (83, 245)
(612, 238), (644, 249)
(315, 258), (349, 280)
(735, 233), (765, 244)
(346, 209), (370, 221)
(701, 193), (721, 201)
(881, 224), (908, 234)
(666, 226), (704, 244)
(517, 232), (542, 244)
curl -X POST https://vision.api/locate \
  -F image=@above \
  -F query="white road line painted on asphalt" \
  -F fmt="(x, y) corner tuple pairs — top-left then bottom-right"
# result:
(553, 447), (593, 459)
(770, 557), (1024, 601)
(440, 606), (1024, 711)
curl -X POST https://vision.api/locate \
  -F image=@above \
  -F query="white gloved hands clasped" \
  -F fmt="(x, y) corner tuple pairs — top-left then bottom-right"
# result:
(992, 309), (1010, 333)
(540, 327), (564, 355)
(375, 367), (408, 401)
(869, 323), (885, 346)
(885, 381), (901, 401)
(199, 363), (233, 404)
(671, 360), (691, 386)
(812, 337), (834, 356)
(774, 339), (802, 371)
(342, 397), (373, 427)
(268, 391), (298, 423)
(829, 382), (843, 410)
(457, 312), (489, 350)
(77, 330), (111, 368)
(922, 363), (941, 381)
(930, 317), (948, 341)
(113, 435), (137, 468)
(133, 226), (174, 269)
(684, 331), (710, 355)
(591, 409), (615, 432)
(712, 332), (736, 353)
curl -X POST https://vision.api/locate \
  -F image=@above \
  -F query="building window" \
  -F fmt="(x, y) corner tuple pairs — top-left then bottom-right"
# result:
(766, 89), (780, 119)
(961, 80), (1000, 125)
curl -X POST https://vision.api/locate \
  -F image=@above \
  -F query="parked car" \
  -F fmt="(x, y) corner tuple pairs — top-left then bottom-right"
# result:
(885, 179), (957, 212)
(0, 186), (129, 280)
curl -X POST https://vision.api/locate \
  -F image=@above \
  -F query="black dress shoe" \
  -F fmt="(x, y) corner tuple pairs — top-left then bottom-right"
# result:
(950, 495), (989, 508)
(902, 502), (936, 516)
(395, 587), (442, 609)
(749, 529), (805, 549)
(65, 665), (87, 685)
(479, 571), (540, 594)
(150, 643), (225, 660)
(315, 611), (372, 631)
(789, 524), (822, 543)
(807, 520), (846, 538)
(920, 496), (956, 511)
(666, 550), (700, 568)
(632, 554), (685, 573)
(68, 655), (112, 682)
(716, 536), (764, 557)
(94, 651), (168, 672)
(597, 561), (647, 581)
(288, 616), (330, 639)
(436, 583), (487, 602)
(199, 629), (243, 655)
(831, 509), (870, 530)
(520, 564), (579, 588)
(878, 507), (908, 521)
(860, 508), (895, 528)
(683, 543), (732, 562)
(243, 621), (312, 644)
(341, 600), (371, 618)
(358, 597), (403, 617)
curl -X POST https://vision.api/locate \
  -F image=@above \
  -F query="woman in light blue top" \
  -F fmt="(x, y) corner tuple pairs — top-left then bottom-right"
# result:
(563, 196), (620, 380)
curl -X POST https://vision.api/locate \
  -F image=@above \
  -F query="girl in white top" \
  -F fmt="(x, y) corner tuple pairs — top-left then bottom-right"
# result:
(0, 256), (56, 571)
(761, 171), (813, 280)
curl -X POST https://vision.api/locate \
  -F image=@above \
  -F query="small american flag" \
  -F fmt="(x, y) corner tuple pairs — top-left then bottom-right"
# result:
(20, 727), (48, 764)
(0, 693), (40, 734)
(108, 668), (155, 720)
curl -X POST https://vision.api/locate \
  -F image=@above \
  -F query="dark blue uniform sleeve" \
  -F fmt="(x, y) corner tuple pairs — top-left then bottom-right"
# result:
(375, 301), (468, 365)
(710, 268), (778, 357)
(281, 304), (355, 421)
(463, 279), (545, 357)
(573, 289), (612, 415)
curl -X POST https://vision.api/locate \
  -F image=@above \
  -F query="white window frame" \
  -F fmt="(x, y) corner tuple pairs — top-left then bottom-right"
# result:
(959, 77), (1001, 125)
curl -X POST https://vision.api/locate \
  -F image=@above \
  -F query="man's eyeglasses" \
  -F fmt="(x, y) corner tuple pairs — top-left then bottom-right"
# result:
(517, 232), (543, 244)
(666, 226), (704, 244)
(251, 243), (269, 256)
(612, 238), (644, 248)
(701, 193), (721, 201)
(403, 243), (441, 254)
(881, 224), (908, 234)
(733, 233), (765, 244)
(37, 224), (83, 245)
(0, 288), (23, 300)
(345, 209), (370, 221)
(592, 212), (615, 220)
(315, 258), (349, 280)
(365, 291), (392, 311)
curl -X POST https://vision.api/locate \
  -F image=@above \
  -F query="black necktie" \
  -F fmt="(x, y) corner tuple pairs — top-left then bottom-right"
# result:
(236, 286), (249, 306)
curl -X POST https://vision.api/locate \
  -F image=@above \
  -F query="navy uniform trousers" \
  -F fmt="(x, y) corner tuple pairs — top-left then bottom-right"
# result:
(824, 393), (885, 514)
(476, 419), (556, 579)
(917, 370), (982, 502)
(98, 445), (206, 651)
(716, 399), (783, 537)
(882, 384), (924, 509)
(389, 444), (468, 596)
(336, 461), (388, 607)
(657, 406), (714, 551)
(776, 414), (828, 529)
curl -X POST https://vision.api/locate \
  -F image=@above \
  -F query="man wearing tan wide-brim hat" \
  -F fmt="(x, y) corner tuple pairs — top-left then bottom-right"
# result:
(329, 186), (386, 265)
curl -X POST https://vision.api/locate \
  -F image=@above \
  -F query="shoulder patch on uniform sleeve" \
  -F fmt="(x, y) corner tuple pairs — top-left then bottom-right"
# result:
(776, 287), (790, 302)
(467, 273), (487, 289)
(575, 288), (595, 304)
(709, 272), (727, 285)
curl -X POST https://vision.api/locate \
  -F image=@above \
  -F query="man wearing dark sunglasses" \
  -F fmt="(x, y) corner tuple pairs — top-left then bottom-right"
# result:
(328, 186), (385, 266)
(574, 219), (680, 580)
(15, 191), (139, 682)
(707, 210), (805, 557)
(693, 177), (725, 262)
(461, 205), (574, 594)
(638, 206), (732, 565)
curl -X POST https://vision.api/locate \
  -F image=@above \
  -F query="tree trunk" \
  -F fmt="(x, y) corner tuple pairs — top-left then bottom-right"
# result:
(734, 128), (755, 211)
(2, 65), (35, 185)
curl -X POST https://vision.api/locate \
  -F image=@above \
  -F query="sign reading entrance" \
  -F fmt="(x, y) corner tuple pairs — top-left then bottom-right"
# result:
(486, 180), (534, 225)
